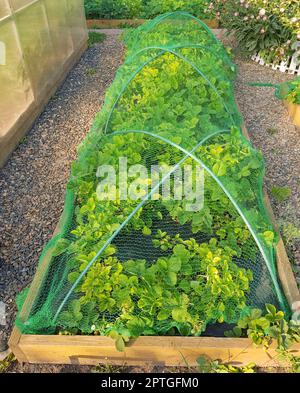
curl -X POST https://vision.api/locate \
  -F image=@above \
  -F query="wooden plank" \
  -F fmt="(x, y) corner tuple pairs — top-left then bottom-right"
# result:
(16, 334), (300, 367)
(286, 102), (300, 128)
(8, 327), (28, 363)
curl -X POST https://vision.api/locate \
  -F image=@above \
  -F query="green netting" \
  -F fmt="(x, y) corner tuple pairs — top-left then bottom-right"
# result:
(16, 13), (289, 338)
(275, 77), (300, 105)
(248, 76), (300, 105)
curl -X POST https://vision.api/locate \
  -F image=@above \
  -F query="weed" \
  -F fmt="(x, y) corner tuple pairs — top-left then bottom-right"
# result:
(197, 356), (256, 373)
(91, 363), (125, 373)
(266, 127), (278, 135)
(85, 67), (97, 76)
(271, 186), (291, 202)
(281, 222), (300, 246)
(88, 32), (106, 47)
(0, 353), (16, 373)
(19, 136), (28, 144)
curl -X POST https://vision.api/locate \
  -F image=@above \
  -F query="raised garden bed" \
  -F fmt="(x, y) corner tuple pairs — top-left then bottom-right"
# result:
(9, 13), (300, 368)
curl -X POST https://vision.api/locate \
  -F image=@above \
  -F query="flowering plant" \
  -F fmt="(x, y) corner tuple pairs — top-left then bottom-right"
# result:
(207, 0), (300, 64)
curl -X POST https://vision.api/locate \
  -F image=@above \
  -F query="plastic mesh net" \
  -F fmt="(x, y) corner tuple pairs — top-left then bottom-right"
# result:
(16, 12), (289, 338)
(275, 76), (300, 105)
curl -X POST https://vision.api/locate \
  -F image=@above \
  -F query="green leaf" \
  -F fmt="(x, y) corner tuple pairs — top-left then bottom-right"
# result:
(173, 244), (190, 263)
(127, 317), (145, 336)
(115, 336), (125, 352)
(68, 271), (80, 284)
(172, 307), (188, 323)
(250, 309), (262, 319)
(142, 226), (152, 236)
(265, 304), (276, 316)
(167, 271), (177, 286)
(109, 331), (119, 340)
(52, 238), (71, 257)
(262, 231), (274, 247)
(157, 309), (171, 321)
(167, 256), (181, 272)
(213, 162), (227, 177)
(179, 280), (190, 292)
(177, 323), (191, 336)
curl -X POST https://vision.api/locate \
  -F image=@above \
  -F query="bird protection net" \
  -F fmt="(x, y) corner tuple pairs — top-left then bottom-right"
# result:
(16, 12), (289, 338)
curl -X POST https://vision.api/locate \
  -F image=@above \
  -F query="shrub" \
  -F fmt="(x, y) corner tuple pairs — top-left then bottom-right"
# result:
(144, 0), (210, 19)
(84, 0), (211, 20)
(84, 0), (144, 19)
(88, 32), (106, 47)
(208, 0), (300, 64)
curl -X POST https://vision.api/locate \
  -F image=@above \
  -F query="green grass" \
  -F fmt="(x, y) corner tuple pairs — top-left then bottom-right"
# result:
(0, 353), (16, 373)
(85, 67), (97, 76)
(266, 127), (278, 135)
(281, 222), (300, 246)
(88, 32), (106, 47)
(271, 186), (291, 202)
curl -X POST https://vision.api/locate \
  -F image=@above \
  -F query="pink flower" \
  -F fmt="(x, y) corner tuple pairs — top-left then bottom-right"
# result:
(244, 16), (249, 21)
(260, 28), (265, 34)
(234, 12), (239, 16)
(297, 33), (300, 40)
(259, 9), (266, 17)
(263, 16), (267, 21)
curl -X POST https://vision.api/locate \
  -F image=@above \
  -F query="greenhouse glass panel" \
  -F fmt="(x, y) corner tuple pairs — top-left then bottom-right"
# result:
(9, 0), (35, 11)
(66, 0), (87, 49)
(0, 0), (11, 19)
(44, 0), (74, 67)
(0, 0), (87, 167)
(14, 1), (55, 96)
(0, 18), (34, 138)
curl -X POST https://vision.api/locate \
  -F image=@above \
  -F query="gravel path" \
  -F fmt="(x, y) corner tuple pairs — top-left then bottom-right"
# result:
(0, 31), (124, 371)
(235, 59), (300, 283)
(0, 31), (299, 373)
